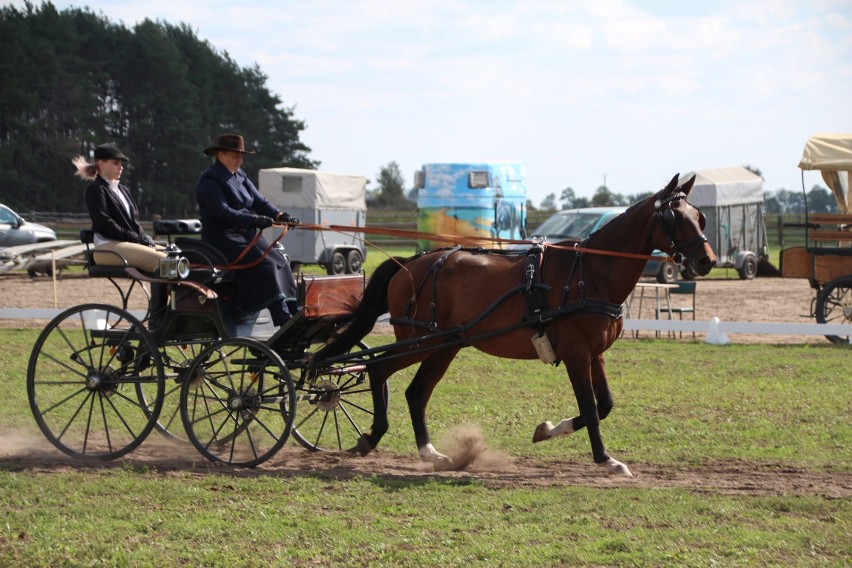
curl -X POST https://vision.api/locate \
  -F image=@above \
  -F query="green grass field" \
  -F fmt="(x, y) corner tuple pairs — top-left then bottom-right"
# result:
(0, 326), (849, 566)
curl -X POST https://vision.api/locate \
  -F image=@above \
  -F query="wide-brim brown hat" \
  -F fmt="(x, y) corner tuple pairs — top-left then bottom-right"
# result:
(203, 134), (255, 156)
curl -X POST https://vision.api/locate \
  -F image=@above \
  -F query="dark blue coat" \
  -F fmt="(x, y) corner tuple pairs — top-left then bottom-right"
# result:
(196, 161), (297, 313)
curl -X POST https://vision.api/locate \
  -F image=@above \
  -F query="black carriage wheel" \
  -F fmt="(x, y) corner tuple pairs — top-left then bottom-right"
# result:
(327, 251), (347, 275)
(137, 341), (209, 443)
(815, 276), (852, 345)
(292, 341), (389, 452)
(27, 304), (164, 460)
(346, 249), (363, 274)
(179, 337), (296, 467)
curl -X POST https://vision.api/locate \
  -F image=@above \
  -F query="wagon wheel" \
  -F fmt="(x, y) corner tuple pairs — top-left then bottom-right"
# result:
(27, 304), (164, 460)
(179, 337), (296, 467)
(815, 276), (852, 345)
(292, 341), (389, 452)
(136, 341), (209, 443)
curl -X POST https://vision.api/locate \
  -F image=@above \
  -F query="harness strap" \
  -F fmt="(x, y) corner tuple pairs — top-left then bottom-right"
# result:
(406, 245), (463, 329)
(524, 246), (551, 318)
(559, 243), (584, 307)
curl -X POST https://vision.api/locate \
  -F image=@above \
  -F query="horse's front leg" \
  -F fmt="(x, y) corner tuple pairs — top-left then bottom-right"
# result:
(532, 356), (632, 477)
(405, 347), (460, 469)
(532, 354), (612, 440)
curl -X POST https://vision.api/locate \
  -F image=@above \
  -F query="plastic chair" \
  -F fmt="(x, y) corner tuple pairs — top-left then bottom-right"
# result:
(656, 280), (696, 338)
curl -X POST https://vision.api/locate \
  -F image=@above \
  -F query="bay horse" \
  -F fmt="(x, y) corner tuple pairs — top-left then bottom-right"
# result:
(316, 173), (716, 476)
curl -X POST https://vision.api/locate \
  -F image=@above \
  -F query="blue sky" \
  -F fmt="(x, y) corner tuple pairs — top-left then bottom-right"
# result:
(11, 0), (852, 204)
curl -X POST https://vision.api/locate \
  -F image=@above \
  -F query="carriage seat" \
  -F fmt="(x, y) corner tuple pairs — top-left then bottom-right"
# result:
(79, 229), (133, 279)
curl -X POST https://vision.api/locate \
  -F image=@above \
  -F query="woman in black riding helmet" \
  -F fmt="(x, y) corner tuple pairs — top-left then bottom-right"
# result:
(74, 143), (166, 273)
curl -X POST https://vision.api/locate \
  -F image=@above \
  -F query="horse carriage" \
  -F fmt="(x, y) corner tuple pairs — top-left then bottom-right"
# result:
(26, 173), (717, 476)
(26, 219), (377, 467)
(780, 133), (852, 344)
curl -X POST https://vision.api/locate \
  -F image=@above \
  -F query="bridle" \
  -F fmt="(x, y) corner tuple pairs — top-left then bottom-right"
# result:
(654, 192), (708, 267)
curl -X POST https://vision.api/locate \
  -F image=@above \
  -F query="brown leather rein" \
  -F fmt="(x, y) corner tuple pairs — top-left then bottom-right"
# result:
(203, 221), (674, 272)
(298, 222), (675, 263)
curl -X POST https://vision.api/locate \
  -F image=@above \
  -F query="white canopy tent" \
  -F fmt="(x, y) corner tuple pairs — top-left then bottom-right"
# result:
(798, 132), (852, 214)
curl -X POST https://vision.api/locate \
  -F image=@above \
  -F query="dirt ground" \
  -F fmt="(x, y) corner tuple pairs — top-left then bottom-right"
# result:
(1, 429), (848, 498)
(1, 272), (848, 497)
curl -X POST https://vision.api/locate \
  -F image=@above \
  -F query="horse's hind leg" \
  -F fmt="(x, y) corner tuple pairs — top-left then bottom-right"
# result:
(405, 346), (460, 467)
(352, 362), (394, 456)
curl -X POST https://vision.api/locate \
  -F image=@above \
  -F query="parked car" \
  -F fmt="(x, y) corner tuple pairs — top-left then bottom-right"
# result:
(527, 207), (677, 283)
(0, 203), (57, 247)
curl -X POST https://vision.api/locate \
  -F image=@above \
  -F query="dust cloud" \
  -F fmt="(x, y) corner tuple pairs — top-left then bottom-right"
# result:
(436, 424), (515, 472)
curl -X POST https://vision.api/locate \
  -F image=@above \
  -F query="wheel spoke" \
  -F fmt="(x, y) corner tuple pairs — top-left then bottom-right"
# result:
(180, 338), (295, 467)
(292, 341), (381, 452)
(28, 304), (164, 460)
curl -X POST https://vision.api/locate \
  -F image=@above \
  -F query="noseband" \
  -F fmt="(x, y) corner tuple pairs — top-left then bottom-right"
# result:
(654, 193), (708, 266)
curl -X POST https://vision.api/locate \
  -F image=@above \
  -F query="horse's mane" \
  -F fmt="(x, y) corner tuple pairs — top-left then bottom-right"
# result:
(583, 185), (688, 247)
(583, 195), (653, 246)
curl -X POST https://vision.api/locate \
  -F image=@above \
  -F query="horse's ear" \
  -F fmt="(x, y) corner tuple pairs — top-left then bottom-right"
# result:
(679, 174), (697, 195)
(665, 173), (679, 193)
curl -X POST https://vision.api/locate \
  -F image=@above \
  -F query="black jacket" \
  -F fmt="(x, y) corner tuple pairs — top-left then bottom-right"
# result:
(85, 175), (150, 244)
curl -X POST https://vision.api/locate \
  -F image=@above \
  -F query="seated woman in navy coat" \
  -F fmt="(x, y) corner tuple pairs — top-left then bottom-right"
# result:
(195, 134), (299, 326)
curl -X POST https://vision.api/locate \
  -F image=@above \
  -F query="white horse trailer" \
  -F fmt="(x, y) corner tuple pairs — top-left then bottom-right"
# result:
(683, 167), (768, 280)
(259, 168), (367, 275)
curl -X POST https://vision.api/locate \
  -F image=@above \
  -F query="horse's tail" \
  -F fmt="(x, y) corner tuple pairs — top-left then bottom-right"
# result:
(314, 257), (406, 361)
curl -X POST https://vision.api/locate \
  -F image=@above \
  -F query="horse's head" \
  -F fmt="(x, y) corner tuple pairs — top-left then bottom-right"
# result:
(651, 173), (717, 277)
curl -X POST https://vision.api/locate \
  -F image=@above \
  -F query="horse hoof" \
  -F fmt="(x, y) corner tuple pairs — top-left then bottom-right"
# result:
(532, 421), (553, 443)
(432, 456), (454, 472)
(349, 435), (373, 456)
(598, 458), (634, 477)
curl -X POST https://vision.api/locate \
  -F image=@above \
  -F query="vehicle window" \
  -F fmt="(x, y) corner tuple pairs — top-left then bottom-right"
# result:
(0, 206), (17, 224)
(533, 212), (605, 239)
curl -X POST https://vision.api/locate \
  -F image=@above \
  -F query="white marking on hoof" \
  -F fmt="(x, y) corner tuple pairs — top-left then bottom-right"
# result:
(418, 443), (451, 469)
(532, 421), (554, 443)
(598, 457), (634, 477)
(533, 419), (575, 443)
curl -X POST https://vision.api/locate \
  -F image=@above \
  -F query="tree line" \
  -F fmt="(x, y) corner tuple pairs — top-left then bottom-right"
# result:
(0, 2), (317, 216)
(535, 184), (839, 214)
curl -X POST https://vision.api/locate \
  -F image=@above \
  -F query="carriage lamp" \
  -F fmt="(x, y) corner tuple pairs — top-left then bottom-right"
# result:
(160, 245), (190, 280)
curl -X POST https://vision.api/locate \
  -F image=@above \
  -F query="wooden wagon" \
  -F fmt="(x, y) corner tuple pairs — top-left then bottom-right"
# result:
(780, 133), (852, 344)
